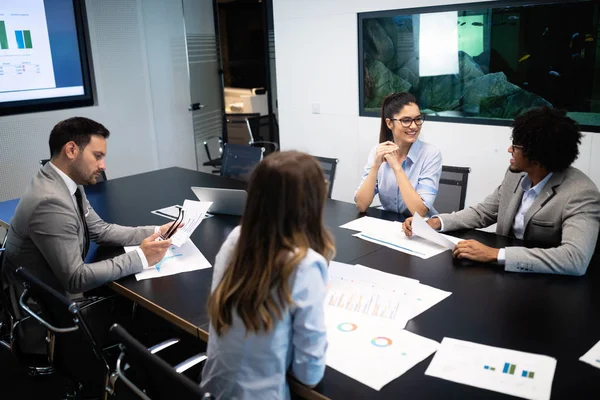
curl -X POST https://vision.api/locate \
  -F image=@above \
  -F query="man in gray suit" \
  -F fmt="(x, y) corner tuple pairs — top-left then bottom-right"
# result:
(1, 117), (177, 355)
(403, 106), (600, 276)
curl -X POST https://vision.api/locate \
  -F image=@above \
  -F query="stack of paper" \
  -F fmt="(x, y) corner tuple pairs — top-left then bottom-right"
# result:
(425, 338), (557, 400)
(324, 262), (450, 390)
(125, 239), (212, 281)
(341, 215), (461, 259)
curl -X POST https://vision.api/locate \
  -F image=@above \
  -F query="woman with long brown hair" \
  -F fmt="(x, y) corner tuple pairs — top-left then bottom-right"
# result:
(201, 151), (335, 399)
(355, 92), (442, 217)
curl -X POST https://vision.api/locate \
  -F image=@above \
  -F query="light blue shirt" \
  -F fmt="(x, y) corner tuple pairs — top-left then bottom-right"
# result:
(356, 140), (442, 217)
(497, 172), (553, 263)
(200, 226), (328, 400)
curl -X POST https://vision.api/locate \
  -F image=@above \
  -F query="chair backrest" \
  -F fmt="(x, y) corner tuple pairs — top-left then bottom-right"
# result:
(225, 113), (259, 146)
(433, 166), (471, 214)
(221, 143), (264, 182)
(14, 267), (109, 390)
(314, 156), (339, 199)
(0, 219), (8, 250)
(109, 323), (211, 400)
(247, 115), (279, 154)
(40, 159), (107, 182)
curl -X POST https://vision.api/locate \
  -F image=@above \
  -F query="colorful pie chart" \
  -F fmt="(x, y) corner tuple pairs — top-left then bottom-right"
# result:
(371, 336), (393, 347)
(337, 323), (358, 332)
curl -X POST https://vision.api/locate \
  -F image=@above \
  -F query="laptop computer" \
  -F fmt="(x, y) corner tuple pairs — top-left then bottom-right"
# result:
(191, 186), (247, 216)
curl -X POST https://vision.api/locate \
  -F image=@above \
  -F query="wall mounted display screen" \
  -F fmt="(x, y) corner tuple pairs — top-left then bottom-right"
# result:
(358, 0), (600, 131)
(0, 0), (94, 116)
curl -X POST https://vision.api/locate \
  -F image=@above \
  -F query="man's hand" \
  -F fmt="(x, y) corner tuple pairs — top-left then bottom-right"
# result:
(159, 221), (184, 239)
(453, 240), (499, 263)
(372, 141), (398, 169)
(403, 216), (441, 237)
(140, 232), (172, 266)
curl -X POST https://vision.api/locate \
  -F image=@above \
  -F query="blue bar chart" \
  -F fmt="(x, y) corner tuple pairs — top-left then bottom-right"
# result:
(15, 30), (24, 49)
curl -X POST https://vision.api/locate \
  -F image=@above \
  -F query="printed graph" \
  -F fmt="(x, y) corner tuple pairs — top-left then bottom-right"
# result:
(483, 363), (535, 378)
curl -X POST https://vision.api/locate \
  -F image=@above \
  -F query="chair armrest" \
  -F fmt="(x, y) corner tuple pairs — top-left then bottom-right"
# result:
(19, 289), (78, 333)
(174, 352), (207, 373)
(252, 141), (279, 151)
(148, 338), (180, 354)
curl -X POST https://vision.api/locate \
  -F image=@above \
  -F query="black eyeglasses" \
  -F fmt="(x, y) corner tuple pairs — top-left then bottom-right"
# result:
(160, 207), (184, 240)
(390, 115), (425, 128)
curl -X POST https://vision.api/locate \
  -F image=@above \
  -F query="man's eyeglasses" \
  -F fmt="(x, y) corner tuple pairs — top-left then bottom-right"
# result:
(390, 115), (425, 128)
(160, 206), (184, 240)
(511, 141), (525, 152)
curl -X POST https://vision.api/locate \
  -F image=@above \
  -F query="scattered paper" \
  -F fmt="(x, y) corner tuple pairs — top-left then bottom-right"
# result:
(151, 205), (183, 220)
(125, 239), (212, 281)
(579, 339), (600, 370)
(425, 338), (557, 400)
(354, 229), (447, 259)
(340, 216), (401, 233)
(169, 200), (212, 247)
(326, 310), (439, 390)
(412, 213), (457, 250)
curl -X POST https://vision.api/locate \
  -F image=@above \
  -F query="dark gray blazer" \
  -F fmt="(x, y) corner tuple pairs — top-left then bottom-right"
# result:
(440, 167), (600, 276)
(2, 163), (154, 296)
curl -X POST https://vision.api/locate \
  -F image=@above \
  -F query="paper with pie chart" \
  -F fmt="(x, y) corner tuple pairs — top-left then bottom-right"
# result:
(325, 310), (439, 391)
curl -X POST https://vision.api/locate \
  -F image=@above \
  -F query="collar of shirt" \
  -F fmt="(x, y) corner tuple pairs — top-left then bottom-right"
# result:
(521, 172), (554, 196)
(404, 139), (422, 167)
(49, 161), (78, 197)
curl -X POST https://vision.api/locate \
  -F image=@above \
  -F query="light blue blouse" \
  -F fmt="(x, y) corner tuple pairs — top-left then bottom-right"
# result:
(200, 226), (328, 400)
(356, 139), (442, 217)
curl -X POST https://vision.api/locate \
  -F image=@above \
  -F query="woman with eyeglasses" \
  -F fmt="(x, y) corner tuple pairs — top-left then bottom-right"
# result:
(355, 92), (442, 217)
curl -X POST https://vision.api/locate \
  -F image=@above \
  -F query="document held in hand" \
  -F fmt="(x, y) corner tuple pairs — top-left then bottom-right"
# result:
(411, 213), (457, 250)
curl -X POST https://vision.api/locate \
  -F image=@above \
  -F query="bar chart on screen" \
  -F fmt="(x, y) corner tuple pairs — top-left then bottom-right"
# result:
(426, 338), (557, 400)
(0, 0), (55, 92)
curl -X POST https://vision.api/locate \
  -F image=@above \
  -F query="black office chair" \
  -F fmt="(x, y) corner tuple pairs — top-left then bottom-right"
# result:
(107, 323), (211, 400)
(40, 159), (107, 182)
(433, 166), (471, 214)
(15, 266), (110, 398)
(247, 115), (279, 155)
(221, 143), (264, 182)
(314, 156), (339, 199)
(0, 222), (56, 377)
(202, 136), (224, 173)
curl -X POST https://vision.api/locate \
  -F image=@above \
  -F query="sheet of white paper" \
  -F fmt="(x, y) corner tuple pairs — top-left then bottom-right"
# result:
(412, 213), (457, 250)
(326, 262), (450, 325)
(151, 205), (183, 220)
(579, 339), (600, 369)
(170, 200), (212, 247)
(340, 216), (401, 233)
(425, 337), (557, 400)
(326, 310), (439, 390)
(125, 239), (212, 281)
(354, 229), (448, 259)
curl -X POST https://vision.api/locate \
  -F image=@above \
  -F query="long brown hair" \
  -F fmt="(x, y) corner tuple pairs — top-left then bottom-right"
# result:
(208, 151), (336, 335)
(379, 92), (418, 143)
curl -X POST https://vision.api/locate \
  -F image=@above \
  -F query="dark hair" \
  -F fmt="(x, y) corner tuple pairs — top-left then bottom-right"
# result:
(49, 117), (110, 158)
(379, 92), (418, 143)
(208, 151), (335, 335)
(511, 106), (582, 172)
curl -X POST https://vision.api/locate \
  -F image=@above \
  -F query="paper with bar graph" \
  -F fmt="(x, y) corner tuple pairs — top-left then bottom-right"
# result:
(425, 337), (557, 400)
(326, 262), (451, 327)
(325, 310), (439, 390)
(124, 239), (212, 281)
(579, 339), (600, 370)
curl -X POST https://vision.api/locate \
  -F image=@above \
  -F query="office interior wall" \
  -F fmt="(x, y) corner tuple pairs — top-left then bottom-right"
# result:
(0, 0), (195, 202)
(273, 0), (599, 206)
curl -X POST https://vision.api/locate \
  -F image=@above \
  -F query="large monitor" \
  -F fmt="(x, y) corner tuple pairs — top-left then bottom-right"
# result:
(0, 0), (94, 116)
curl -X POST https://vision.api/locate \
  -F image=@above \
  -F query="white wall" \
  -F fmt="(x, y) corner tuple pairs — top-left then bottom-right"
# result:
(273, 0), (599, 206)
(0, 0), (196, 202)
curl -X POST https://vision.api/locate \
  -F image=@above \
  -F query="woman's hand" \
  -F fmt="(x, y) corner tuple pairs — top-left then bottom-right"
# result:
(383, 149), (407, 173)
(372, 141), (398, 169)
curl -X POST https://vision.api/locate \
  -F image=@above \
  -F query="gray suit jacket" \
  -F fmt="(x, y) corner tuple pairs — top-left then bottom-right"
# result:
(2, 163), (155, 296)
(439, 167), (600, 276)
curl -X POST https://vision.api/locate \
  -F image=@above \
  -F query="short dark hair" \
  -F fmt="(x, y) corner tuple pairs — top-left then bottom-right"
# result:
(379, 92), (418, 143)
(49, 117), (110, 158)
(511, 106), (582, 172)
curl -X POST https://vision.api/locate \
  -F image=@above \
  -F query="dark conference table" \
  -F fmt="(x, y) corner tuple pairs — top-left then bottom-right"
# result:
(83, 167), (600, 399)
